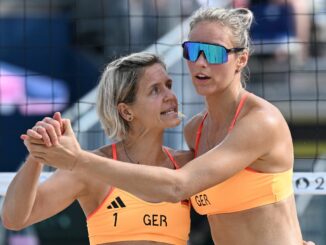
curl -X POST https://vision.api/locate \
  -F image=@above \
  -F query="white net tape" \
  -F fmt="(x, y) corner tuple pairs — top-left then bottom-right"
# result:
(0, 172), (52, 197)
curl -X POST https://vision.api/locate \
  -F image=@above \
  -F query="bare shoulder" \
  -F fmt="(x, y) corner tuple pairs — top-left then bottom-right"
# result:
(232, 93), (294, 171)
(184, 111), (207, 151)
(244, 94), (290, 134)
(234, 93), (293, 159)
(164, 147), (194, 168)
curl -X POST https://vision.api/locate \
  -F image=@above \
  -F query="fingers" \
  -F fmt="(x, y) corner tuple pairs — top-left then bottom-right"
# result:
(20, 134), (28, 141)
(53, 112), (64, 134)
(23, 134), (46, 145)
(26, 128), (42, 139)
(35, 117), (62, 146)
(25, 112), (67, 147)
(62, 119), (73, 135)
(23, 138), (47, 160)
(20, 134), (46, 145)
(43, 116), (62, 137)
(25, 127), (43, 139)
(23, 140), (58, 167)
(32, 123), (53, 147)
(37, 112), (64, 142)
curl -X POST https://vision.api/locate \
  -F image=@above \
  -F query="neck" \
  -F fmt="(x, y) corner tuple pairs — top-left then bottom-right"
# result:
(121, 131), (166, 166)
(205, 84), (245, 124)
(202, 85), (246, 149)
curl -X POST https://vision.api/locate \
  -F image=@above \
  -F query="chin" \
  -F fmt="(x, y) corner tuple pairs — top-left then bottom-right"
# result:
(166, 118), (181, 128)
(195, 87), (213, 96)
(195, 84), (222, 96)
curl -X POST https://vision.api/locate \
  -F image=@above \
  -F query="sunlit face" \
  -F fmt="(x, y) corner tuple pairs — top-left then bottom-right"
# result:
(130, 63), (180, 129)
(187, 21), (241, 96)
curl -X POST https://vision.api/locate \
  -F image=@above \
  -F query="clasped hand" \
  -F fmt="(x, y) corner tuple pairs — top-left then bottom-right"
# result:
(21, 112), (82, 171)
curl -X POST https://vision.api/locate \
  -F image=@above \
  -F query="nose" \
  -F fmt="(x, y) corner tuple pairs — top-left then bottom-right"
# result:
(163, 87), (177, 102)
(195, 51), (208, 67)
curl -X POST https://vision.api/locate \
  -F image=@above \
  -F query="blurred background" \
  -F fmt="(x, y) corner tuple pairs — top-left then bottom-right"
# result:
(0, 0), (325, 244)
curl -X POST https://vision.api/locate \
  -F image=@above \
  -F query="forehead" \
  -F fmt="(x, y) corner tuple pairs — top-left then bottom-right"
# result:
(188, 21), (233, 47)
(139, 63), (168, 85)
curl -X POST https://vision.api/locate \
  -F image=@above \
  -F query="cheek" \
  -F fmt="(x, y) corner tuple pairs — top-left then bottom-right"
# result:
(186, 61), (196, 72)
(214, 63), (235, 76)
(146, 102), (161, 115)
(209, 68), (235, 87)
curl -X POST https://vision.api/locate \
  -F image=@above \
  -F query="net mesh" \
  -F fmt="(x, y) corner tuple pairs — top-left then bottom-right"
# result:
(0, 0), (325, 244)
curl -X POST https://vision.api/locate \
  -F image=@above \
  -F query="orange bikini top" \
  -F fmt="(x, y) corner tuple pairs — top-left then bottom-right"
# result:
(190, 93), (293, 215)
(87, 144), (191, 245)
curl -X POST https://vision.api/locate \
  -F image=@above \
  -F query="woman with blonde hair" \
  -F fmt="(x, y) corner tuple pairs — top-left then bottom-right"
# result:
(2, 53), (192, 245)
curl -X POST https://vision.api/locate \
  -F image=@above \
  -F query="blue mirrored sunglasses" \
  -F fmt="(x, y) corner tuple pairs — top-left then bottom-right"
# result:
(182, 41), (245, 64)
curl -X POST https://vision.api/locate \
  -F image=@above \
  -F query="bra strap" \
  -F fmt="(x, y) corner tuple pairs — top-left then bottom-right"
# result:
(163, 147), (180, 169)
(112, 143), (117, 160)
(194, 113), (208, 158)
(228, 92), (249, 132)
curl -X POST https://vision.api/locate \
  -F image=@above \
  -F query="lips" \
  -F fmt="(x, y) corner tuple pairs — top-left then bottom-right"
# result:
(160, 107), (177, 115)
(195, 73), (211, 80)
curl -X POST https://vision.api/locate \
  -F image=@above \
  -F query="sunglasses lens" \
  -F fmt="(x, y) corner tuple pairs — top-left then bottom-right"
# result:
(205, 44), (228, 64)
(183, 42), (200, 62)
(183, 42), (228, 64)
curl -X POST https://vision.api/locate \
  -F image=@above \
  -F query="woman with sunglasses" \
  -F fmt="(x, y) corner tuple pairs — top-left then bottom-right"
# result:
(2, 53), (192, 245)
(16, 8), (313, 245)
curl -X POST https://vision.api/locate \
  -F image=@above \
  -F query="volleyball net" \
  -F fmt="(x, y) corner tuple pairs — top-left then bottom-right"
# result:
(0, 0), (325, 243)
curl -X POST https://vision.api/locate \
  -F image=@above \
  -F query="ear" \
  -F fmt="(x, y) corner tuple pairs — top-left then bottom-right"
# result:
(117, 103), (134, 122)
(236, 50), (249, 72)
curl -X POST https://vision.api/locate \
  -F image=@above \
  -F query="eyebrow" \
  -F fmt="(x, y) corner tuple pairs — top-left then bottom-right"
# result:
(148, 78), (172, 88)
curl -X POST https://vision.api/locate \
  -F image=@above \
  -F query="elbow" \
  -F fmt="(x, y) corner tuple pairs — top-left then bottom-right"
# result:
(2, 220), (26, 231)
(168, 185), (187, 203)
(144, 169), (190, 203)
(165, 176), (189, 203)
(1, 213), (26, 231)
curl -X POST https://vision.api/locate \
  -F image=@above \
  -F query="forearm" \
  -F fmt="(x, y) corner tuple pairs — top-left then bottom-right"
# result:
(75, 150), (186, 203)
(1, 155), (43, 230)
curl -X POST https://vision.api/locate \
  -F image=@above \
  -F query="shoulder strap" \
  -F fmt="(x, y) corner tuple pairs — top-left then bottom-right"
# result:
(228, 93), (249, 132)
(163, 147), (180, 169)
(112, 143), (117, 160)
(194, 113), (208, 158)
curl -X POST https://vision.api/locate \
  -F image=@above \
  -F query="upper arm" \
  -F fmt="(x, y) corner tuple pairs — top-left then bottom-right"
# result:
(25, 170), (85, 226)
(178, 109), (281, 197)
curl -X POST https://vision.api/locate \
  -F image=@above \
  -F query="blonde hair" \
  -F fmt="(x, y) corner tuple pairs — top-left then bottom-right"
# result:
(96, 52), (165, 141)
(189, 8), (253, 53)
(189, 7), (254, 84)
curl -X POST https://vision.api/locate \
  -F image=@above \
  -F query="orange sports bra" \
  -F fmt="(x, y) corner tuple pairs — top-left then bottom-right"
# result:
(87, 144), (190, 245)
(190, 93), (293, 215)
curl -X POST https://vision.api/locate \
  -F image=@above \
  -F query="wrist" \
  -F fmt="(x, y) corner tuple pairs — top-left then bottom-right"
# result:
(69, 149), (86, 172)
(26, 155), (43, 167)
